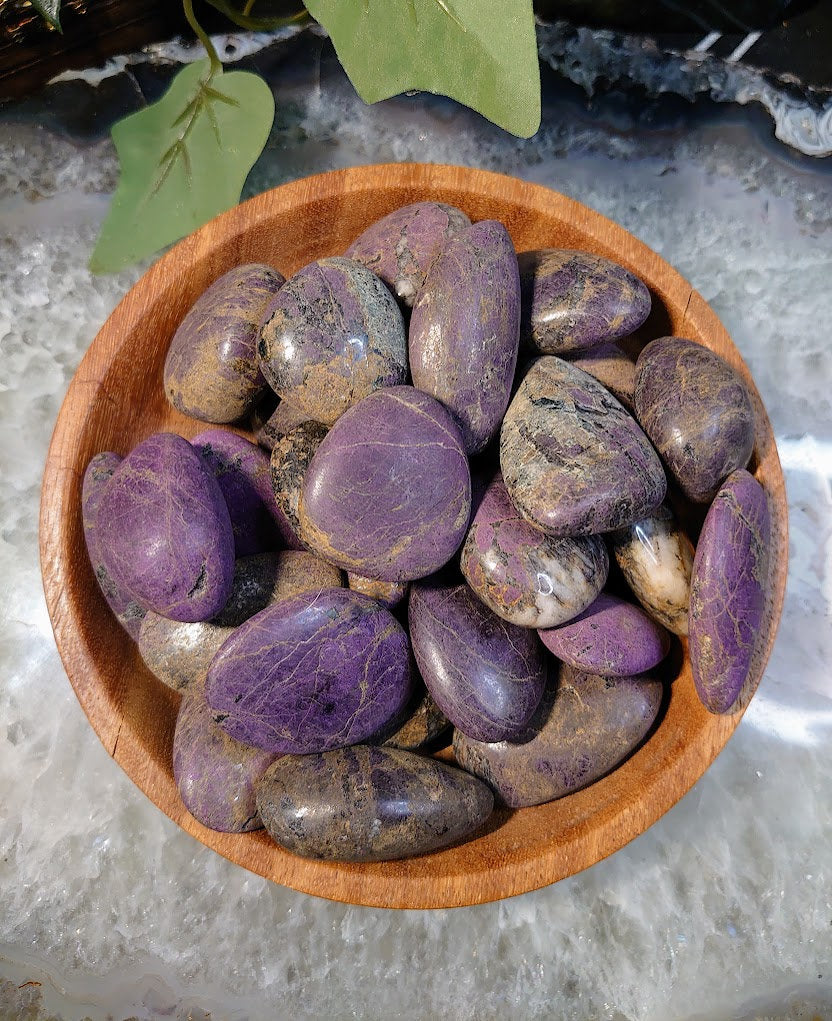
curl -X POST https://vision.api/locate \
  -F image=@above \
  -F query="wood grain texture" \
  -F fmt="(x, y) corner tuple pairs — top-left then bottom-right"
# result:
(39, 163), (788, 909)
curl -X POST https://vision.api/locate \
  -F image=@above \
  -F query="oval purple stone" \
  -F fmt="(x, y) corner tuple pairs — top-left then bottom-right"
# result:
(205, 588), (412, 754)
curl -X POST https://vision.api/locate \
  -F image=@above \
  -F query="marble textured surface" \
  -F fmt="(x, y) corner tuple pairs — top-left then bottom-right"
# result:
(1, 29), (832, 1021)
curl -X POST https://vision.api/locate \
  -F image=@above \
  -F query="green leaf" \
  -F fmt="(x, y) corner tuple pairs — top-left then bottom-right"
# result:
(90, 59), (275, 274)
(31, 0), (62, 31)
(302, 0), (540, 138)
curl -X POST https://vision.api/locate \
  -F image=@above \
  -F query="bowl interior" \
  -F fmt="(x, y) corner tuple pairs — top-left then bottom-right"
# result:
(40, 163), (787, 909)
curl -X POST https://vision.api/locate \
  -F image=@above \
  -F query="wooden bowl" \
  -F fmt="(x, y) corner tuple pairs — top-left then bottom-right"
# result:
(40, 163), (787, 909)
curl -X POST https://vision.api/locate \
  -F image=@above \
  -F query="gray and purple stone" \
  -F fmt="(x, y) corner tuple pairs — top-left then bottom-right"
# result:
(258, 256), (407, 426)
(347, 573), (409, 609)
(500, 356), (667, 537)
(409, 580), (545, 742)
(409, 219), (521, 454)
(460, 473), (608, 629)
(380, 689), (450, 751)
(299, 386), (471, 581)
(173, 679), (278, 833)
(96, 432), (234, 622)
(164, 264), (284, 423)
(193, 428), (302, 554)
(345, 200), (471, 306)
(81, 452), (146, 639)
(570, 342), (637, 413)
(454, 663), (664, 808)
(269, 421), (329, 548)
(538, 591), (671, 676)
(634, 336), (756, 503)
(689, 469), (770, 714)
(255, 745), (493, 862)
(138, 551), (342, 692)
(518, 249), (651, 355)
(206, 588), (412, 754)
(255, 400), (320, 452)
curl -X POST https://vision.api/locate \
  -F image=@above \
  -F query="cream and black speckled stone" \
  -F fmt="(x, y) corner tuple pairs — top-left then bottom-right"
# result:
(381, 689), (450, 751)
(347, 573), (408, 609)
(255, 746), (493, 861)
(269, 421), (328, 547)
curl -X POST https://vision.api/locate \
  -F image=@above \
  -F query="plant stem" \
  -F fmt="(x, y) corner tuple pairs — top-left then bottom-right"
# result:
(242, 0), (255, 14)
(183, 0), (222, 76)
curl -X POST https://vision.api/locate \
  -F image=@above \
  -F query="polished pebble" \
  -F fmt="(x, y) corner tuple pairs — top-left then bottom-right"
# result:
(96, 432), (234, 622)
(269, 421), (328, 548)
(409, 220), (520, 454)
(689, 469), (770, 714)
(299, 386), (471, 581)
(518, 249), (650, 355)
(538, 591), (670, 676)
(461, 473), (608, 628)
(258, 256), (407, 426)
(610, 504), (694, 635)
(173, 679), (278, 833)
(571, 342), (637, 413)
(500, 356), (667, 536)
(206, 588), (412, 754)
(255, 746), (493, 861)
(347, 573), (408, 609)
(346, 201), (471, 306)
(255, 399), (320, 452)
(164, 264), (283, 423)
(138, 551), (342, 691)
(409, 580), (545, 742)
(193, 428), (301, 553)
(380, 689), (450, 751)
(634, 336), (755, 503)
(81, 452), (146, 639)
(454, 664), (663, 807)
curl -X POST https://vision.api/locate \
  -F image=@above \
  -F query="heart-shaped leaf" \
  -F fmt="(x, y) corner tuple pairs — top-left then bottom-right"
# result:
(90, 59), (275, 274)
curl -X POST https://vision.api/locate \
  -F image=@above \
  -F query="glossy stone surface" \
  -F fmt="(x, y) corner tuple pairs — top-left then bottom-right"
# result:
(454, 664), (664, 807)
(538, 591), (671, 676)
(173, 679), (277, 833)
(206, 588), (412, 754)
(258, 256), (407, 426)
(381, 689), (450, 751)
(690, 469), (770, 714)
(163, 264), (284, 423)
(571, 342), (637, 412)
(409, 220), (520, 454)
(255, 399), (320, 452)
(137, 552), (342, 691)
(409, 580), (545, 742)
(518, 249), (650, 355)
(610, 504), (694, 635)
(192, 428), (301, 554)
(634, 336), (756, 503)
(269, 421), (328, 547)
(347, 573), (408, 609)
(500, 356), (667, 536)
(255, 746), (493, 861)
(96, 432), (234, 622)
(461, 473), (608, 628)
(81, 452), (145, 639)
(345, 201), (471, 306)
(299, 386), (471, 581)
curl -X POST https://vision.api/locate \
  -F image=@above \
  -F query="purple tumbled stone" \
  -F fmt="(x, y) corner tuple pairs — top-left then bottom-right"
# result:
(346, 201), (471, 306)
(299, 386), (471, 582)
(258, 257), (407, 426)
(205, 588), (412, 754)
(173, 679), (278, 833)
(409, 580), (545, 742)
(538, 591), (671, 676)
(500, 356), (667, 537)
(193, 428), (302, 553)
(409, 220), (520, 454)
(634, 336), (755, 503)
(454, 663), (664, 808)
(164, 264), (284, 423)
(461, 473), (608, 629)
(689, 469), (770, 714)
(518, 249), (651, 355)
(81, 452), (146, 639)
(347, 573), (408, 609)
(570, 342), (637, 413)
(96, 432), (234, 622)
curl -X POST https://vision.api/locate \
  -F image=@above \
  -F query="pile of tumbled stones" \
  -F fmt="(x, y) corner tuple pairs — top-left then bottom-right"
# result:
(82, 201), (769, 862)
